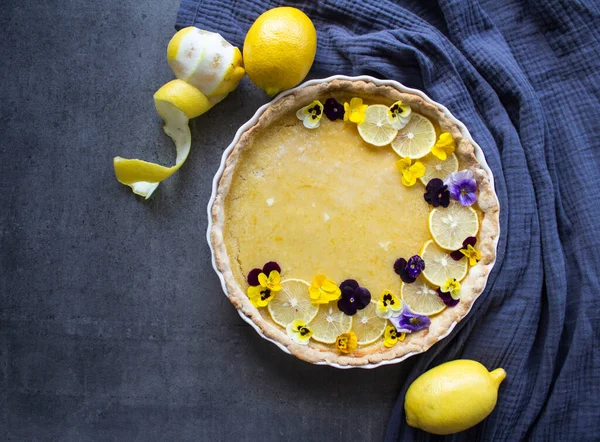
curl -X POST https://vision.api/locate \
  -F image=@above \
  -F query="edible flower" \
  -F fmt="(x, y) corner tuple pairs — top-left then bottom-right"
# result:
(437, 289), (460, 307)
(343, 97), (368, 124)
(336, 331), (358, 354)
(387, 100), (412, 130)
(286, 320), (313, 345)
(324, 98), (345, 121)
(450, 236), (481, 266)
(430, 132), (456, 161)
(424, 178), (450, 208)
(247, 262), (282, 307)
(309, 274), (342, 304)
(390, 304), (431, 333)
(441, 278), (461, 299)
(445, 170), (478, 206)
(395, 157), (425, 187)
(296, 100), (324, 129)
(394, 255), (425, 284)
(337, 279), (371, 316)
(376, 290), (403, 319)
(383, 325), (406, 348)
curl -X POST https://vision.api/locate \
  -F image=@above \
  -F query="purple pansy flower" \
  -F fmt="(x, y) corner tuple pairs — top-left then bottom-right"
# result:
(323, 98), (345, 121)
(437, 289), (460, 307)
(394, 255), (425, 283)
(337, 279), (371, 316)
(445, 170), (478, 206)
(450, 236), (477, 261)
(247, 261), (281, 286)
(424, 178), (450, 208)
(390, 304), (431, 333)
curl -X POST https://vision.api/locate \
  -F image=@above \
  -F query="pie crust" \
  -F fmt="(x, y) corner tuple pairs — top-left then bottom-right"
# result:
(209, 78), (499, 367)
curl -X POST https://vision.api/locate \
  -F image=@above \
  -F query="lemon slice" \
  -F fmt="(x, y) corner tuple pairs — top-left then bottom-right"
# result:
(113, 80), (212, 199)
(357, 105), (399, 147)
(429, 201), (479, 250)
(351, 301), (388, 345)
(421, 240), (468, 287)
(401, 277), (446, 316)
(268, 279), (318, 327)
(391, 113), (436, 159)
(167, 27), (245, 98)
(419, 153), (459, 184)
(308, 301), (353, 344)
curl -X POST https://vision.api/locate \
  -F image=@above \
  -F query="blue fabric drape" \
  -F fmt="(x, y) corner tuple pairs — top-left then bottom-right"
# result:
(176, 1), (600, 439)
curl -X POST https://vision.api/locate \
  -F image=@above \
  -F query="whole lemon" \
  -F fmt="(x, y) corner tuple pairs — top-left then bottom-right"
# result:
(405, 360), (506, 435)
(243, 7), (317, 96)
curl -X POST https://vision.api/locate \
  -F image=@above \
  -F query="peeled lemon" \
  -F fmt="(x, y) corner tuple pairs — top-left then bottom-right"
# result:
(308, 301), (352, 344)
(351, 301), (388, 345)
(401, 277), (446, 316)
(420, 240), (468, 287)
(243, 7), (317, 96)
(167, 27), (245, 99)
(391, 113), (436, 159)
(268, 279), (318, 327)
(113, 79), (212, 198)
(357, 105), (399, 147)
(405, 360), (506, 435)
(420, 153), (459, 184)
(429, 201), (479, 250)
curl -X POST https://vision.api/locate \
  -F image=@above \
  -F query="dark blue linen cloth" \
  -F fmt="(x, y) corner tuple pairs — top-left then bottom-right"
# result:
(176, 0), (600, 439)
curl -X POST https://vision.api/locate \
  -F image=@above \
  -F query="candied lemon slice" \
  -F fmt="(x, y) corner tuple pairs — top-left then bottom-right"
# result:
(357, 105), (399, 147)
(113, 80), (212, 199)
(351, 301), (388, 345)
(419, 153), (459, 184)
(391, 113), (436, 159)
(268, 279), (319, 327)
(308, 301), (352, 344)
(421, 240), (468, 287)
(401, 277), (446, 316)
(429, 201), (479, 250)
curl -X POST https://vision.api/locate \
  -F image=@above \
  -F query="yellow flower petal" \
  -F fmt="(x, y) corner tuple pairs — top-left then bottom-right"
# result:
(431, 132), (455, 160)
(383, 325), (399, 348)
(409, 161), (426, 177)
(257, 272), (268, 288)
(336, 331), (358, 354)
(442, 278), (461, 299)
(247, 285), (262, 298)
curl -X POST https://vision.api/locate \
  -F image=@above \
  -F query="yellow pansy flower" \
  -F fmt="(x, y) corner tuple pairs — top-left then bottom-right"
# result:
(431, 132), (456, 161)
(395, 157), (426, 187)
(460, 244), (482, 266)
(286, 320), (313, 345)
(296, 100), (324, 129)
(309, 274), (342, 304)
(336, 331), (358, 354)
(376, 290), (403, 319)
(387, 100), (412, 130)
(247, 270), (282, 307)
(343, 97), (369, 124)
(258, 270), (283, 292)
(383, 325), (406, 348)
(441, 278), (462, 300)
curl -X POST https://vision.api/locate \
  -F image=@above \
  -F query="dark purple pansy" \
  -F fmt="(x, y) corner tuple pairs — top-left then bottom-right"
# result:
(450, 236), (477, 261)
(394, 255), (425, 283)
(390, 304), (431, 333)
(445, 170), (478, 206)
(437, 289), (460, 307)
(247, 261), (281, 286)
(424, 178), (450, 208)
(338, 279), (371, 316)
(323, 98), (345, 121)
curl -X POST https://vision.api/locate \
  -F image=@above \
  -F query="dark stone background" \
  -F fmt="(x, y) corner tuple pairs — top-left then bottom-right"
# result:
(1, 1), (414, 440)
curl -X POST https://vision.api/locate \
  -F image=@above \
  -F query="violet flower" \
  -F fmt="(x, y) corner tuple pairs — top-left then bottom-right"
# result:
(450, 236), (477, 261)
(437, 289), (460, 307)
(445, 170), (478, 206)
(323, 98), (345, 121)
(394, 255), (425, 283)
(337, 279), (371, 316)
(424, 178), (450, 208)
(390, 304), (431, 333)
(247, 261), (281, 286)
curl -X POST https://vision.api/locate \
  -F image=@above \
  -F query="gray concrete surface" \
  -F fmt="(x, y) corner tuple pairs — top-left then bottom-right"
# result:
(0, 1), (414, 440)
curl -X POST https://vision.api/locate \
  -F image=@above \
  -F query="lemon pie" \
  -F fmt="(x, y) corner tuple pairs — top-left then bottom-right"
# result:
(210, 79), (499, 367)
